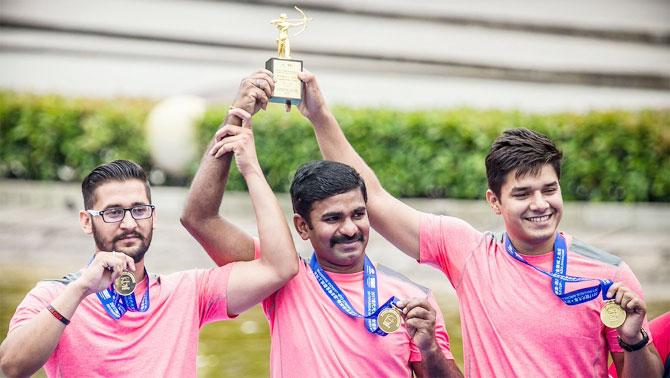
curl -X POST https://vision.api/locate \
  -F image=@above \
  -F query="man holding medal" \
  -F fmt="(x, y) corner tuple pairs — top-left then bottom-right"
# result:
(294, 71), (664, 377)
(0, 131), (299, 374)
(181, 69), (462, 377)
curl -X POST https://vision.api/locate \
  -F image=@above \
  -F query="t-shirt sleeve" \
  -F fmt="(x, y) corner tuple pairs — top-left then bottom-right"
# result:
(419, 213), (485, 287)
(430, 294), (455, 360)
(408, 292), (455, 363)
(606, 261), (653, 353)
(8, 282), (61, 334)
(196, 263), (236, 325)
(262, 257), (309, 327)
(254, 238), (305, 325)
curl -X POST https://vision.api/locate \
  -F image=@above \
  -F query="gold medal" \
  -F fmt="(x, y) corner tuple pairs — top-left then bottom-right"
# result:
(114, 271), (136, 296)
(377, 308), (402, 333)
(600, 300), (626, 328)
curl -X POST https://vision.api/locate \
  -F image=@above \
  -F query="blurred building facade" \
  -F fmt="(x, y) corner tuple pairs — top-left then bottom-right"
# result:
(1, 0), (669, 111)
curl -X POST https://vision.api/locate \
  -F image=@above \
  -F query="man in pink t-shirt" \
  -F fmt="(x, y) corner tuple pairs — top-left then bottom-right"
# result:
(0, 84), (299, 378)
(295, 70), (664, 377)
(182, 70), (462, 377)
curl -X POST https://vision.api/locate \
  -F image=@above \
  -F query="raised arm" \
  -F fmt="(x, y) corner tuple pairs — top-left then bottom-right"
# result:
(181, 70), (275, 266)
(208, 108), (299, 315)
(297, 71), (423, 260)
(0, 252), (134, 377)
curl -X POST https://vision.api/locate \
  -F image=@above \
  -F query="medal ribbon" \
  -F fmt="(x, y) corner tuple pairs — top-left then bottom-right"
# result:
(503, 233), (613, 305)
(95, 269), (151, 320)
(309, 253), (397, 336)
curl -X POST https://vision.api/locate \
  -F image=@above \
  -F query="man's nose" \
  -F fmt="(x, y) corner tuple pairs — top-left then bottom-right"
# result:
(119, 210), (138, 228)
(339, 217), (358, 237)
(529, 192), (549, 211)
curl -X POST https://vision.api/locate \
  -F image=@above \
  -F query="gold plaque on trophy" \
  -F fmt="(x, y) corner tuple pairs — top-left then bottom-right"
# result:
(114, 271), (137, 296)
(266, 6), (312, 107)
(378, 308), (402, 333)
(600, 300), (626, 328)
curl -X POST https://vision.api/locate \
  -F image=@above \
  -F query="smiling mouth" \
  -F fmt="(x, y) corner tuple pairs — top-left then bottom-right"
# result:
(525, 214), (552, 223)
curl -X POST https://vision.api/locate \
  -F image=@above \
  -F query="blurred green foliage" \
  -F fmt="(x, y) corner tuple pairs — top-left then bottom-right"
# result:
(0, 92), (152, 182)
(197, 106), (670, 202)
(2, 91), (669, 201)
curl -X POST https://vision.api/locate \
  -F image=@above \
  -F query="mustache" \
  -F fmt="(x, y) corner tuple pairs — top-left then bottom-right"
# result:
(330, 233), (365, 247)
(112, 232), (144, 243)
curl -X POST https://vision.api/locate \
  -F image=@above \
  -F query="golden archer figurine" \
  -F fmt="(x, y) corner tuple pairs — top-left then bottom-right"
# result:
(270, 6), (312, 58)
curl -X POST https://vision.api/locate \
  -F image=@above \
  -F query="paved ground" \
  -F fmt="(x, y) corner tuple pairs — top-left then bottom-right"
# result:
(1, 180), (668, 300)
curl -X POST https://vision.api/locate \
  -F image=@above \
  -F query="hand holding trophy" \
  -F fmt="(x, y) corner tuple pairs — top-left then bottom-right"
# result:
(266, 6), (313, 110)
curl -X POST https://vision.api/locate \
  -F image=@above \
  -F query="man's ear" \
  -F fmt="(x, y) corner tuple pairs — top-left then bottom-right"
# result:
(293, 214), (311, 241)
(485, 189), (502, 215)
(80, 210), (93, 234)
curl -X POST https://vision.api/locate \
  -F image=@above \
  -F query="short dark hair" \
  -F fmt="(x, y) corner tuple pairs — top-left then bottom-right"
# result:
(290, 160), (367, 226)
(82, 160), (150, 209)
(485, 128), (562, 198)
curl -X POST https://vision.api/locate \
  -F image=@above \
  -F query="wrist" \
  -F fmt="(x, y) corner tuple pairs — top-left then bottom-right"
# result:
(240, 164), (263, 179)
(620, 332), (644, 345)
(419, 340), (440, 355)
(70, 277), (94, 299)
(46, 304), (71, 326)
(225, 106), (245, 126)
(618, 328), (649, 352)
(307, 108), (334, 127)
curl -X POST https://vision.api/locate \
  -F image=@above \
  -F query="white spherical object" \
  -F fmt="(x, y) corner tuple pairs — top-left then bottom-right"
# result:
(145, 95), (206, 176)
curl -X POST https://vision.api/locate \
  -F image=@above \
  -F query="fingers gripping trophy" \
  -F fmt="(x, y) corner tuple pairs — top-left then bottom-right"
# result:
(266, 6), (313, 108)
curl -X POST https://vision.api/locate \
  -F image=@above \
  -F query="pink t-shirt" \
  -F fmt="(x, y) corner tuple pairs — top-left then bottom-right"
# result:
(261, 250), (454, 378)
(419, 214), (650, 378)
(9, 265), (234, 377)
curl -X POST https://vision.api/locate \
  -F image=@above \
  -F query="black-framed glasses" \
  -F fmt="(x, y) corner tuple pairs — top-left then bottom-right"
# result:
(87, 205), (155, 223)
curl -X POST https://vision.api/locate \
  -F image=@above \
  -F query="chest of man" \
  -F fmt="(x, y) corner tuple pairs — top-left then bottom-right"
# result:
(456, 248), (613, 376)
(48, 283), (202, 377)
(267, 266), (420, 377)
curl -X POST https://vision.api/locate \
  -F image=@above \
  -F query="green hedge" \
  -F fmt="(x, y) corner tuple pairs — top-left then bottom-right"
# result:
(0, 92), (152, 182)
(197, 106), (670, 202)
(2, 91), (669, 201)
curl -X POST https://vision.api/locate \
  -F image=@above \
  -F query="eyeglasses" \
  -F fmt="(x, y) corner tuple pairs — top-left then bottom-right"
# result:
(87, 205), (155, 223)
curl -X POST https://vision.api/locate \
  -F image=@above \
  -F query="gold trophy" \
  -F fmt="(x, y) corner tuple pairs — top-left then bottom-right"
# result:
(266, 6), (312, 107)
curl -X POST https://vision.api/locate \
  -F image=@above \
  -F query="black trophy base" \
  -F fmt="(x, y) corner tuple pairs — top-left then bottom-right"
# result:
(266, 57), (303, 106)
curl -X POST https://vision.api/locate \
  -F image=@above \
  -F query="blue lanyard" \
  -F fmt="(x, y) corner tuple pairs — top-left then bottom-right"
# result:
(95, 269), (151, 320)
(503, 233), (613, 305)
(309, 253), (397, 336)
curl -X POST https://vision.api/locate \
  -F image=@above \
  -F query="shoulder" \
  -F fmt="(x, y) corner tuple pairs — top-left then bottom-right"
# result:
(563, 234), (638, 284)
(9, 274), (77, 332)
(421, 212), (479, 234)
(41, 271), (83, 285)
(377, 264), (430, 299)
(278, 257), (311, 291)
(29, 271), (82, 298)
(162, 266), (229, 285)
(569, 237), (622, 267)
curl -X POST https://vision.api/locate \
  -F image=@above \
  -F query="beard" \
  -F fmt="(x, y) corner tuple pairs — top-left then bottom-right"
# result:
(92, 223), (153, 263)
